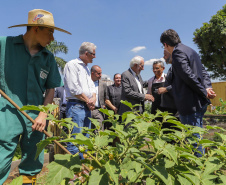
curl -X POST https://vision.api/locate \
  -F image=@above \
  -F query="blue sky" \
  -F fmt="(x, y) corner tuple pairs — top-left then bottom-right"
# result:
(1, 0), (225, 81)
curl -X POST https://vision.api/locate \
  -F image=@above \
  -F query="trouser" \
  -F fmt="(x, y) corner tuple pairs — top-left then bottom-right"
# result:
(0, 121), (44, 185)
(66, 100), (91, 159)
(179, 104), (208, 157)
(91, 108), (104, 131)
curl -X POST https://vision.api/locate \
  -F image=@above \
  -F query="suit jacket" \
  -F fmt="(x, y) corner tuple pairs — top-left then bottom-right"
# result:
(171, 43), (212, 115)
(98, 80), (107, 108)
(118, 68), (145, 115)
(54, 86), (66, 112)
(160, 66), (177, 110)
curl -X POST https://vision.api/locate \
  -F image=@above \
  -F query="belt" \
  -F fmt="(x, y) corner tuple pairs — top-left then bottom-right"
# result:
(95, 106), (101, 109)
(68, 99), (85, 104)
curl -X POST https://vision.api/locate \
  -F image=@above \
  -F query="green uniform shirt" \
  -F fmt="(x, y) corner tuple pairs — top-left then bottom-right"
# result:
(0, 35), (63, 139)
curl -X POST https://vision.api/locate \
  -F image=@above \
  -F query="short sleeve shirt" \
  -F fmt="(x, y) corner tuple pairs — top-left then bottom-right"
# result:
(0, 35), (63, 126)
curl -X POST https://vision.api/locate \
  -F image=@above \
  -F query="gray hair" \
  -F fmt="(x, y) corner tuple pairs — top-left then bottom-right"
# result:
(79, 42), (97, 55)
(153, 60), (165, 68)
(130, 56), (144, 68)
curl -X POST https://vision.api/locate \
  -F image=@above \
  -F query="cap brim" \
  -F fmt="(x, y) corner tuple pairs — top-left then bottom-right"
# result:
(8, 24), (71, 35)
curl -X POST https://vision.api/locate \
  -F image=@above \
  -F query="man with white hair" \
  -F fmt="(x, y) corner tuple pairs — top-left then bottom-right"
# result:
(64, 42), (96, 158)
(118, 56), (154, 115)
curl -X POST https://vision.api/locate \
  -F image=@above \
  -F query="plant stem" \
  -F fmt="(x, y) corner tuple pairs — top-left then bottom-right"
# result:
(86, 152), (102, 168)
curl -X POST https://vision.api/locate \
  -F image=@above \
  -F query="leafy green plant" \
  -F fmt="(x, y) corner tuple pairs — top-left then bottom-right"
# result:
(20, 101), (226, 185)
(211, 98), (226, 115)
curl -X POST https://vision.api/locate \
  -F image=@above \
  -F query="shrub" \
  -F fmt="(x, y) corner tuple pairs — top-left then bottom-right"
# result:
(17, 101), (226, 185)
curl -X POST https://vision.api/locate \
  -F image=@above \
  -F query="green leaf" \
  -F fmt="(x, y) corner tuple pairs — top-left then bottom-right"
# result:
(148, 126), (160, 135)
(20, 105), (44, 112)
(35, 136), (60, 159)
(162, 144), (178, 165)
(202, 161), (224, 179)
(127, 170), (138, 182)
(125, 113), (137, 125)
(90, 118), (100, 129)
(134, 120), (151, 133)
(183, 173), (200, 185)
(99, 108), (114, 116)
(60, 133), (93, 149)
(88, 168), (109, 185)
(177, 174), (192, 185)
(46, 154), (81, 185)
(9, 176), (23, 185)
(121, 100), (133, 108)
(44, 104), (59, 113)
(146, 178), (155, 185)
(164, 158), (175, 169)
(153, 138), (165, 150)
(95, 135), (112, 148)
(105, 160), (119, 185)
(219, 175), (226, 184)
(135, 160), (171, 185)
(180, 152), (202, 166)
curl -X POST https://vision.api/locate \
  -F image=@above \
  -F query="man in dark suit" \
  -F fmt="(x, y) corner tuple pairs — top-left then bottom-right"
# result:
(54, 86), (67, 119)
(91, 65), (107, 130)
(118, 56), (154, 115)
(160, 29), (216, 157)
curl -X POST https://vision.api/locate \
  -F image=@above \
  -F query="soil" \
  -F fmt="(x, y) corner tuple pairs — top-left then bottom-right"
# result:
(4, 154), (50, 185)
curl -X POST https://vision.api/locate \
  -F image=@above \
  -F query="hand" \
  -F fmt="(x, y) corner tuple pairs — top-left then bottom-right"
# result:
(113, 107), (118, 114)
(206, 88), (216, 99)
(158, 87), (167, 94)
(32, 112), (47, 132)
(145, 94), (155, 102)
(87, 97), (96, 111)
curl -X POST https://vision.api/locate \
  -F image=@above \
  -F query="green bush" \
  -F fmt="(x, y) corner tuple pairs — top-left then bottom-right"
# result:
(18, 102), (226, 185)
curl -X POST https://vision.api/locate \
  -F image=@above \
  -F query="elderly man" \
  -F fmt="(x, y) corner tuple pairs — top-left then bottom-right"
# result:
(64, 42), (96, 157)
(0, 9), (70, 184)
(118, 56), (154, 115)
(160, 29), (216, 157)
(147, 60), (166, 115)
(90, 65), (107, 130)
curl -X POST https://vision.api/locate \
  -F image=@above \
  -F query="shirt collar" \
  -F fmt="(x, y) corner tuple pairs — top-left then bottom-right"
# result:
(77, 58), (87, 66)
(129, 68), (137, 77)
(13, 35), (49, 54)
(155, 72), (165, 80)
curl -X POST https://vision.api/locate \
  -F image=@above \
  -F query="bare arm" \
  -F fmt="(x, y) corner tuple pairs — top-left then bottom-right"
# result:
(32, 88), (55, 132)
(105, 99), (117, 113)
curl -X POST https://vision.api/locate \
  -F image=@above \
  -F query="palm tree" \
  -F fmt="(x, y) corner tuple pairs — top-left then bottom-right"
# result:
(46, 40), (68, 71)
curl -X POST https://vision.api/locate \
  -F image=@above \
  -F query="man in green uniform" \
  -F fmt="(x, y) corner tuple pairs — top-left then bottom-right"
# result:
(0, 9), (71, 184)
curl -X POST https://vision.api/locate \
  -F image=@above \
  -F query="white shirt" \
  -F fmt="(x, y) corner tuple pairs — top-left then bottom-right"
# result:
(64, 58), (95, 100)
(94, 80), (100, 107)
(130, 68), (142, 93)
(147, 73), (166, 94)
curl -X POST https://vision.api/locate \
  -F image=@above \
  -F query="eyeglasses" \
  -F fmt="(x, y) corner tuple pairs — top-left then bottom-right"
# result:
(88, 52), (96, 56)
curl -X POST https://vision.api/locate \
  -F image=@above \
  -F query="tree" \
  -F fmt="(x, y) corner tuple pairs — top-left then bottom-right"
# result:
(46, 40), (68, 71)
(193, 5), (226, 80)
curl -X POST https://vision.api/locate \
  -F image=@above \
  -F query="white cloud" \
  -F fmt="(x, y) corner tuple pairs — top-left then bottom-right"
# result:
(131, 46), (146, 53)
(145, 58), (165, 65)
